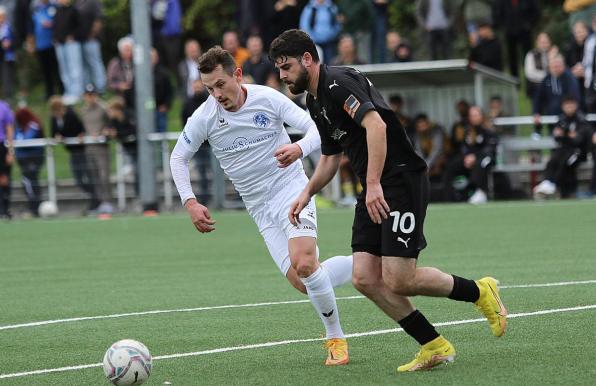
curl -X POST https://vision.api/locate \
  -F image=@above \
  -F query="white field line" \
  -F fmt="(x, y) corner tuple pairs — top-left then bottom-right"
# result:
(1, 304), (596, 380)
(1, 279), (596, 332)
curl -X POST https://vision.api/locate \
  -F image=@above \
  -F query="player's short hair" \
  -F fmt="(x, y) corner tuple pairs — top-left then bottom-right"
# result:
(269, 29), (319, 63)
(198, 46), (236, 75)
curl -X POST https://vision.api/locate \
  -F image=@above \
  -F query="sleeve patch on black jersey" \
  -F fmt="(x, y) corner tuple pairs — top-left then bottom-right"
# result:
(343, 94), (361, 119)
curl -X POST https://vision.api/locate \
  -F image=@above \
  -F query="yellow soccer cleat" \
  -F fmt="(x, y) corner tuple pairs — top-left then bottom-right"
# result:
(397, 336), (456, 372)
(475, 277), (508, 337)
(324, 338), (349, 366)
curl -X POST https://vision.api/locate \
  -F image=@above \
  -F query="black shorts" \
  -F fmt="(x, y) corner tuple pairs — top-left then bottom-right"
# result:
(0, 144), (11, 176)
(351, 171), (429, 258)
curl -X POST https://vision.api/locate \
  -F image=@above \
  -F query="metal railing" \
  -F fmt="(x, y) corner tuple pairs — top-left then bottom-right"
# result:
(10, 113), (594, 211)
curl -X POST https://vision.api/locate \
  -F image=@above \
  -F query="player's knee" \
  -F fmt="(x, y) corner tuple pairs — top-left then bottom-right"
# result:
(293, 260), (317, 277)
(383, 276), (416, 296)
(352, 273), (380, 296)
(0, 175), (8, 186)
(291, 250), (318, 278)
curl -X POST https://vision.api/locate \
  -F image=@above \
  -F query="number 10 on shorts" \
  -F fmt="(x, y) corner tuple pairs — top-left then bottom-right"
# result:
(390, 211), (415, 234)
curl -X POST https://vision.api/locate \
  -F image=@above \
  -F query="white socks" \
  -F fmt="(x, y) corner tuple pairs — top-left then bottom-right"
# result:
(301, 267), (345, 339)
(321, 255), (353, 288)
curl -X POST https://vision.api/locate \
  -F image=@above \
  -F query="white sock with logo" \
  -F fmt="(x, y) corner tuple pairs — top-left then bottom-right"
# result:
(301, 267), (345, 339)
(321, 255), (353, 288)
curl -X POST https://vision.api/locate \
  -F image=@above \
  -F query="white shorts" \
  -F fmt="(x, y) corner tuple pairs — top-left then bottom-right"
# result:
(251, 174), (318, 276)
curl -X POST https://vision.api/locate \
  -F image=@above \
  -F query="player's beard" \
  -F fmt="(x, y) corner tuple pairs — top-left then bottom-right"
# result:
(287, 66), (309, 94)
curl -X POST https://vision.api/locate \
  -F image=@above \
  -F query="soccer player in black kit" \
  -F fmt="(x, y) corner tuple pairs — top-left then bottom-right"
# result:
(269, 29), (508, 372)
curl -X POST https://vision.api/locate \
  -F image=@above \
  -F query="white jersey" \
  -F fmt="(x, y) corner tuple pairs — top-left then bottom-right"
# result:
(171, 84), (320, 210)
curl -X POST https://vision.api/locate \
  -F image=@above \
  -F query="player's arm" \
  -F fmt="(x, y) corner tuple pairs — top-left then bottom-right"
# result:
(272, 91), (321, 167)
(289, 153), (341, 225)
(326, 73), (389, 224)
(170, 131), (215, 233)
(361, 110), (390, 224)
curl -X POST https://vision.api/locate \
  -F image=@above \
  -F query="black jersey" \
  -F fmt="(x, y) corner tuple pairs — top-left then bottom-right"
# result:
(306, 65), (427, 188)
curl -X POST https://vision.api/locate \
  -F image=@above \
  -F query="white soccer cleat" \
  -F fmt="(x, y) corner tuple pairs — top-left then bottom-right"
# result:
(468, 189), (488, 205)
(533, 180), (556, 198)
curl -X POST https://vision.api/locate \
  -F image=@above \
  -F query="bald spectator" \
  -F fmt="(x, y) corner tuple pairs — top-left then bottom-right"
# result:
(177, 39), (201, 98)
(242, 34), (275, 85)
(533, 55), (581, 132)
(222, 30), (250, 67)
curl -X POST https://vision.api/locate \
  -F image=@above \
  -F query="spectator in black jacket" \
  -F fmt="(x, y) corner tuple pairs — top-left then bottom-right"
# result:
(151, 48), (172, 133)
(565, 20), (590, 107)
(533, 96), (593, 198)
(242, 34), (276, 85)
(49, 95), (98, 210)
(443, 106), (498, 204)
(494, 0), (540, 77)
(533, 55), (581, 135)
(106, 96), (138, 195)
(469, 22), (503, 71)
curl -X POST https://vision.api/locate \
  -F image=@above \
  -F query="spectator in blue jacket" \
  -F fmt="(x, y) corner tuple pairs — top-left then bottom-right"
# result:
(151, 0), (182, 74)
(14, 107), (45, 217)
(533, 55), (581, 135)
(31, 0), (63, 99)
(299, 0), (341, 63)
(0, 6), (16, 99)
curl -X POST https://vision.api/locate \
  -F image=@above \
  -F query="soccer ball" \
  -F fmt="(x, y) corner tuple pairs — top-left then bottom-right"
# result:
(103, 339), (152, 385)
(38, 201), (58, 218)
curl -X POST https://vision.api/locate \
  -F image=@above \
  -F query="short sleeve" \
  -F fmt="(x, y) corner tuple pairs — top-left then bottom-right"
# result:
(327, 73), (375, 125)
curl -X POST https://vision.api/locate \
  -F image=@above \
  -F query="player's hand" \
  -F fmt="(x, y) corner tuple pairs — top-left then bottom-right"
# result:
(288, 190), (311, 226)
(274, 143), (302, 168)
(365, 182), (389, 225)
(5, 152), (14, 166)
(185, 199), (216, 233)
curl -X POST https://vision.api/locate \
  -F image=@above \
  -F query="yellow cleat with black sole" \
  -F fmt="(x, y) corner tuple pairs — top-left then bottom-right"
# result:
(324, 338), (349, 366)
(397, 336), (456, 372)
(475, 277), (508, 337)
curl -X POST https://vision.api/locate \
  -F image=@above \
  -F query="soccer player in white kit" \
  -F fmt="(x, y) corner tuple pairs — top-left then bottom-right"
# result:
(170, 46), (352, 365)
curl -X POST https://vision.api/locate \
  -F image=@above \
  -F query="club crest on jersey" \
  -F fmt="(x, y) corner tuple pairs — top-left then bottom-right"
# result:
(253, 112), (271, 128)
(343, 94), (361, 119)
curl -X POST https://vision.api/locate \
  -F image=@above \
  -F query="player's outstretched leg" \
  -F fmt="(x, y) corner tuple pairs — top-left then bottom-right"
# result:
(383, 259), (508, 337)
(397, 335), (456, 372)
(321, 255), (353, 288)
(474, 277), (508, 337)
(301, 266), (349, 365)
(291, 239), (348, 365)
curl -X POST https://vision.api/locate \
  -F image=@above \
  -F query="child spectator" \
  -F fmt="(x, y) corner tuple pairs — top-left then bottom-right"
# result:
(533, 96), (592, 198)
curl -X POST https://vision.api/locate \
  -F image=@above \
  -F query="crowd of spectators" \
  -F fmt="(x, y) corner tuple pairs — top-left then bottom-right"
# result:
(1, 0), (596, 218)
